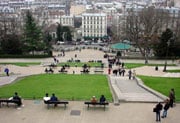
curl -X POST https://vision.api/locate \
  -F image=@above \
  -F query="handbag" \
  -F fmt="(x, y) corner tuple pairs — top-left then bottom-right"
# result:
(153, 107), (157, 112)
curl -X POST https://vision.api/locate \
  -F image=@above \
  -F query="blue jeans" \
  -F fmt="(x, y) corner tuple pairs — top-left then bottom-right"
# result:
(156, 111), (161, 121)
(162, 110), (167, 117)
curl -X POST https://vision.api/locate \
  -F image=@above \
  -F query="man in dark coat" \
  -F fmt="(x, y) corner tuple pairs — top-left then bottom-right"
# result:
(155, 102), (163, 122)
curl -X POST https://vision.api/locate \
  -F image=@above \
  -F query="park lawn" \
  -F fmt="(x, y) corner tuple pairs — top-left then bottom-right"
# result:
(138, 75), (180, 102)
(58, 62), (102, 67)
(125, 63), (176, 69)
(0, 62), (40, 66)
(166, 69), (180, 73)
(0, 74), (112, 101)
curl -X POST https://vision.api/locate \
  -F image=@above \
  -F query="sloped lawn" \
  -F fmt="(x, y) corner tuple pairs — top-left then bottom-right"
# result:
(139, 75), (180, 102)
(0, 74), (112, 101)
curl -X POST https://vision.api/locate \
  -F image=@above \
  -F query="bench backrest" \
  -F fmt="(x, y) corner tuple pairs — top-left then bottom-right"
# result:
(84, 102), (109, 105)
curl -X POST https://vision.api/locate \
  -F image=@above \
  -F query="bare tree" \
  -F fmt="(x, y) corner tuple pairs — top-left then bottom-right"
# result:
(125, 7), (170, 63)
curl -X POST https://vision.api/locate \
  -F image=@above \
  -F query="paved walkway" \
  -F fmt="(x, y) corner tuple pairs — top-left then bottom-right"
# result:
(109, 76), (165, 103)
(0, 100), (179, 123)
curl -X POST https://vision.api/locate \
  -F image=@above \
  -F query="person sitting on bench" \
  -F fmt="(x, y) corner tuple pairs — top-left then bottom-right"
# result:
(43, 93), (50, 103)
(50, 93), (58, 107)
(12, 92), (22, 107)
(99, 95), (106, 104)
(91, 96), (97, 103)
(59, 66), (66, 72)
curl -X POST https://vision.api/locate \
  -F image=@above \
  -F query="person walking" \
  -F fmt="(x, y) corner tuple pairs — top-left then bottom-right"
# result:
(132, 70), (136, 79)
(4, 67), (9, 76)
(154, 102), (163, 122)
(162, 99), (170, 118)
(121, 68), (125, 76)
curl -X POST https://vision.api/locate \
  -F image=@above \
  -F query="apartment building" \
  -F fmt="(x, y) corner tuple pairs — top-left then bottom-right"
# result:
(82, 13), (107, 39)
(60, 15), (74, 27)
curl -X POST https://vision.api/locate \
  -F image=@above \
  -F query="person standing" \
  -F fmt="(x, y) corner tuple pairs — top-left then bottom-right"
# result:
(121, 68), (125, 76)
(108, 68), (111, 75)
(169, 88), (175, 107)
(128, 69), (132, 80)
(132, 70), (136, 79)
(162, 99), (170, 118)
(154, 102), (163, 122)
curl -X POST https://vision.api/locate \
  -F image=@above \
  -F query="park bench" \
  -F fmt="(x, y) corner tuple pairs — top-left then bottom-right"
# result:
(94, 68), (104, 74)
(80, 70), (90, 74)
(58, 70), (68, 73)
(0, 99), (19, 108)
(44, 100), (69, 109)
(84, 102), (109, 111)
(94, 70), (104, 74)
(45, 69), (54, 73)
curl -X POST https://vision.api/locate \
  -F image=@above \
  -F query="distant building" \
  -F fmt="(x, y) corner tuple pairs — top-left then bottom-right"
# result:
(70, 5), (86, 16)
(60, 15), (74, 27)
(82, 13), (107, 40)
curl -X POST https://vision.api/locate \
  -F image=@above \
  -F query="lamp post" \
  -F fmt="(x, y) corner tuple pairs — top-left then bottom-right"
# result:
(163, 40), (171, 72)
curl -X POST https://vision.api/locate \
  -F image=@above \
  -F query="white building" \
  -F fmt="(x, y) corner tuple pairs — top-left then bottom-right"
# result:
(60, 15), (74, 27)
(82, 13), (107, 39)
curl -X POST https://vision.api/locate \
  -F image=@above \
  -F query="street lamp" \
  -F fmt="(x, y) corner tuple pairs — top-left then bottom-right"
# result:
(163, 40), (171, 72)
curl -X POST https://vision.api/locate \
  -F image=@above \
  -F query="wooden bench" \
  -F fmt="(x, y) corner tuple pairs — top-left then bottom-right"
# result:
(45, 69), (54, 73)
(44, 100), (69, 109)
(80, 70), (90, 74)
(58, 70), (68, 73)
(0, 99), (19, 108)
(94, 70), (104, 74)
(84, 102), (109, 111)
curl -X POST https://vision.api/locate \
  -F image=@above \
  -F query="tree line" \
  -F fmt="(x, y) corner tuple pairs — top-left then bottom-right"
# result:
(0, 10), (72, 56)
(110, 7), (180, 62)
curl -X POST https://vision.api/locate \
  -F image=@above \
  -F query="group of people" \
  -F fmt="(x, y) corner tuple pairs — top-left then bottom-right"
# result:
(43, 93), (58, 102)
(91, 95), (106, 104)
(45, 67), (54, 73)
(128, 69), (136, 80)
(43, 93), (58, 106)
(154, 88), (175, 122)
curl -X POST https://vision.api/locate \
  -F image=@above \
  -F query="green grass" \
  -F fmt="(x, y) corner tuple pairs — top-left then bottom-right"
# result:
(58, 62), (102, 67)
(125, 63), (176, 69)
(0, 62), (40, 66)
(166, 69), (180, 73)
(138, 75), (180, 102)
(0, 74), (112, 101)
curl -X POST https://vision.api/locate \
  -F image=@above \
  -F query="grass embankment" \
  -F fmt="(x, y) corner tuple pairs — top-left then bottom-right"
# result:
(58, 62), (102, 67)
(139, 76), (180, 102)
(0, 62), (40, 67)
(0, 74), (112, 101)
(0, 62), (102, 67)
(125, 63), (176, 69)
(0, 62), (176, 69)
(166, 69), (180, 73)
